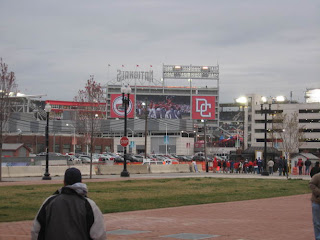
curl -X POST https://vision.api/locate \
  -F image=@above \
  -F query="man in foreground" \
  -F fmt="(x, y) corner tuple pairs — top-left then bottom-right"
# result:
(31, 168), (106, 240)
(309, 170), (320, 240)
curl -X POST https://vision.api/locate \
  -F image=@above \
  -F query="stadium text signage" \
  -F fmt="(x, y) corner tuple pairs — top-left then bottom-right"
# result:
(117, 70), (153, 82)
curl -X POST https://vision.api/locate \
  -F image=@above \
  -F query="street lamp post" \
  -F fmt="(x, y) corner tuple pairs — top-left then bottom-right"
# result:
(142, 101), (148, 158)
(121, 85), (131, 177)
(260, 97), (273, 176)
(42, 103), (52, 180)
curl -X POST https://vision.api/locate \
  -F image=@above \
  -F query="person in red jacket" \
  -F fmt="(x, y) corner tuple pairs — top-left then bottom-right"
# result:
(248, 161), (253, 174)
(297, 158), (304, 175)
(226, 161), (231, 173)
(234, 162), (239, 173)
(213, 157), (218, 173)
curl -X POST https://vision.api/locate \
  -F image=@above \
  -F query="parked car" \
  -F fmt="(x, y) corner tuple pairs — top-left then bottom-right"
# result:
(79, 156), (91, 164)
(131, 155), (144, 162)
(121, 154), (141, 162)
(67, 155), (81, 164)
(177, 155), (192, 161)
(104, 152), (124, 162)
(192, 155), (205, 161)
(37, 152), (62, 156)
(98, 153), (116, 163)
(92, 154), (100, 163)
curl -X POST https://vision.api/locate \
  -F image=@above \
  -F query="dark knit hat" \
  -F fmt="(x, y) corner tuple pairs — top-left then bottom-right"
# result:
(64, 168), (82, 185)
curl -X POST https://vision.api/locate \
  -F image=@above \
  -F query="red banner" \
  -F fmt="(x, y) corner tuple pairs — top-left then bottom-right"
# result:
(110, 94), (135, 118)
(192, 96), (215, 120)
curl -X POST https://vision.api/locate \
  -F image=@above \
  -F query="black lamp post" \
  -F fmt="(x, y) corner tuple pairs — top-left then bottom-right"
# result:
(260, 98), (273, 176)
(120, 85), (131, 177)
(42, 103), (52, 180)
(142, 100), (148, 158)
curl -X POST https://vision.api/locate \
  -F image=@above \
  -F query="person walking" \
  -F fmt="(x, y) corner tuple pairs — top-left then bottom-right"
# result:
(213, 158), (218, 173)
(268, 159), (275, 175)
(309, 171), (320, 240)
(311, 162), (320, 178)
(192, 160), (199, 172)
(244, 160), (249, 174)
(278, 157), (284, 176)
(257, 158), (262, 174)
(253, 159), (258, 174)
(226, 161), (231, 173)
(234, 161), (239, 173)
(222, 160), (227, 173)
(248, 160), (253, 174)
(297, 158), (304, 175)
(239, 161), (243, 174)
(31, 168), (106, 240)
(305, 158), (312, 176)
(217, 160), (221, 173)
(230, 160), (234, 173)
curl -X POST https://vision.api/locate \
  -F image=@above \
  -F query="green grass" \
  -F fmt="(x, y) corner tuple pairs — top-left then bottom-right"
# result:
(0, 177), (310, 222)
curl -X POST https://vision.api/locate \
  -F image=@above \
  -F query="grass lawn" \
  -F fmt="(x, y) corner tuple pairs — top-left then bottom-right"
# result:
(0, 177), (310, 222)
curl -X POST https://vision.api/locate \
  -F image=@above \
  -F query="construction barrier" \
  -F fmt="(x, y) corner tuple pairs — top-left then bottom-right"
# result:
(292, 167), (298, 175)
(97, 165), (149, 175)
(149, 164), (190, 174)
(1, 165), (95, 178)
(2, 163), (199, 178)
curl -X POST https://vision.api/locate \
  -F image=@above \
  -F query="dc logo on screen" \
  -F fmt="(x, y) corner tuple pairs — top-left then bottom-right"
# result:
(196, 98), (212, 117)
(112, 96), (133, 117)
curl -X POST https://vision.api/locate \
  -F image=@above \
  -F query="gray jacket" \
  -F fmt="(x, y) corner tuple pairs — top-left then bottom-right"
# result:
(31, 183), (106, 240)
(310, 173), (320, 205)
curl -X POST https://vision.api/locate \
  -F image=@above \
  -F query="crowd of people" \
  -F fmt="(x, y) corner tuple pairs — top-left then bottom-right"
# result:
(209, 156), (294, 176)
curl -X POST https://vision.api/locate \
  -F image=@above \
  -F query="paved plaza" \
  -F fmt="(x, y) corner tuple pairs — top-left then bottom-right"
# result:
(0, 173), (314, 240)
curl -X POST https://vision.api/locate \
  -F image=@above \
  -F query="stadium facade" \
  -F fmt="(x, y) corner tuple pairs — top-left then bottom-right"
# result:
(5, 64), (220, 156)
(4, 65), (320, 158)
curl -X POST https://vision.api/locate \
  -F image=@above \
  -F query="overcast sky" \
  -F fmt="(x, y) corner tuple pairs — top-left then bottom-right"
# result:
(1, 0), (319, 103)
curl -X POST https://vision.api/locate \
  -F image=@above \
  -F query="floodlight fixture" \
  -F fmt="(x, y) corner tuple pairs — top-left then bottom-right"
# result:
(276, 96), (285, 102)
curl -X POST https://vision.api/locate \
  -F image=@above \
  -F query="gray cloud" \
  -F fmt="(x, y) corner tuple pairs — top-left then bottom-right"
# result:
(0, 0), (319, 103)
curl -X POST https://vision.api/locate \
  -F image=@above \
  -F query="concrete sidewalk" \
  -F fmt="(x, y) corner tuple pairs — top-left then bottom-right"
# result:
(0, 194), (313, 240)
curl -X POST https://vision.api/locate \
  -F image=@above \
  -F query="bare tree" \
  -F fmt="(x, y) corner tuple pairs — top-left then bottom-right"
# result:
(272, 112), (305, 171)
(0, 58), (16, 181)
(74, 75), (106, 178)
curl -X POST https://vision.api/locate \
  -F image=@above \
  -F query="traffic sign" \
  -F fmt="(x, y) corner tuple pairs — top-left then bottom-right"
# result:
(120, 136), (129, 147)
